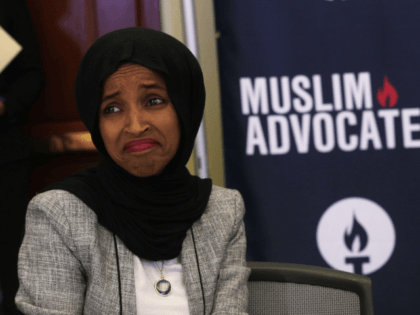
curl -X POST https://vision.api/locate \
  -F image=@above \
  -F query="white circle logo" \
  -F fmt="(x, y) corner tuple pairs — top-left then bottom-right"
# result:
(316, 197), (396, 275)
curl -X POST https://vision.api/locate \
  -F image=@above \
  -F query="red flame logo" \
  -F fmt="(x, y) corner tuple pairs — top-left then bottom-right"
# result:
(376, 76), (398, 108)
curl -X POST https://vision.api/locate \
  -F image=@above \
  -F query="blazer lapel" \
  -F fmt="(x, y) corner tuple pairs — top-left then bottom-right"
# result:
(114, 235), (137, 314)
(181, 222), (218, 315)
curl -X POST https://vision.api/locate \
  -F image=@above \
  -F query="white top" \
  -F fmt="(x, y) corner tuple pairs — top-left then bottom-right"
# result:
(134, 255), (190, 315)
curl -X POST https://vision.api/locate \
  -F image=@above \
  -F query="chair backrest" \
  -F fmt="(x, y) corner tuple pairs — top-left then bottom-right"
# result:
(247, 261), (374, 315)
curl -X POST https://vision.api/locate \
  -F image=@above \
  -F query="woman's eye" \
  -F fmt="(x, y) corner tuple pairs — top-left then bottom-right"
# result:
(104, 105), (121, 114)
(148, 98), (163, 106)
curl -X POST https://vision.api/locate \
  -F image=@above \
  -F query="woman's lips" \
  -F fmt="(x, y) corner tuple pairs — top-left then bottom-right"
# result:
(124, 139), (160, 153)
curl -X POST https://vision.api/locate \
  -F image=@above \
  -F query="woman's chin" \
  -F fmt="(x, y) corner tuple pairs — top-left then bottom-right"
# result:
(123, 162), (163, 178)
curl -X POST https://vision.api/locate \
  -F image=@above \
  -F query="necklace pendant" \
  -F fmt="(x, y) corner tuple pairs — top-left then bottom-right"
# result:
(155, 279), (172, 296)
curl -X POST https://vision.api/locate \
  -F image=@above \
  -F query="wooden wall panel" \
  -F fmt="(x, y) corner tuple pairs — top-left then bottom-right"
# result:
(24, 0), (94, 128)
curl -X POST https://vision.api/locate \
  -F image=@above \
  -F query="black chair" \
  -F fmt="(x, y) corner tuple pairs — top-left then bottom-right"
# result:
(247, 261), (374, 315)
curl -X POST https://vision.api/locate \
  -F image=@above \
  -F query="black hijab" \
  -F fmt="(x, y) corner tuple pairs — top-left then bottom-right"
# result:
(42, 27), (213, 261)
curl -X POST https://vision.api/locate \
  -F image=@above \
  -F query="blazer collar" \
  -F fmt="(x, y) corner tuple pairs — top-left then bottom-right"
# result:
(181, 223), (218, 315)
(114, 235), (137, 314)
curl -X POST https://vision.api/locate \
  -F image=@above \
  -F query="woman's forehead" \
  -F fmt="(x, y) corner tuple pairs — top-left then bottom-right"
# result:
(118, 62), (138, 69)
(103, 64), (166, 91)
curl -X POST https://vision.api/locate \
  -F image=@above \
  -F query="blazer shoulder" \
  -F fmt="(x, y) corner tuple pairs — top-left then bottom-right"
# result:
(208, 185), (243, 202)
(205, 185), (245, 225)
(29, 189), (98, 224)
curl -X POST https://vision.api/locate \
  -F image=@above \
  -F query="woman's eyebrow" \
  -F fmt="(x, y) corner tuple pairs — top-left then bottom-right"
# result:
(101, 83), (165, 103)
(102, 91), (120, 103)
(139, 83), (165, 90)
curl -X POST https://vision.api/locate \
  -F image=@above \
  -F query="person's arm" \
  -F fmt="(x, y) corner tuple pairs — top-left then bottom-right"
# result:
(1, 0), (44, 123)
(211, 190), (251, 314)
(16, 193), (86, 314)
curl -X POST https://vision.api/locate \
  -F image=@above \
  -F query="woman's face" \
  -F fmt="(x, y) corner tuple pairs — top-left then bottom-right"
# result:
(99, 63), (181, 177)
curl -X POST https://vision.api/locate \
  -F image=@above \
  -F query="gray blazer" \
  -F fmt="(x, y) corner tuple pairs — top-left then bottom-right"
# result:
(16, 185), (250, 315)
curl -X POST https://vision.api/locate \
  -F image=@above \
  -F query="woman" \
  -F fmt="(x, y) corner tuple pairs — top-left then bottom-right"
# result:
(16, 27), (250, 315)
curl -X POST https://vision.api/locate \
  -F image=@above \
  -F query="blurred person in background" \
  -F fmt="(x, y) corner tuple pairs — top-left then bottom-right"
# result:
(0, 0), (44, 314)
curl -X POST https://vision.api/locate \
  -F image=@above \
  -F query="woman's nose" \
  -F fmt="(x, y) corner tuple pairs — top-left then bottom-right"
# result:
(125, 108), (150, 135)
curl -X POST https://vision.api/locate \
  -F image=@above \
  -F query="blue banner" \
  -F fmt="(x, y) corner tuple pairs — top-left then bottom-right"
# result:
(214, 1), (420, 314)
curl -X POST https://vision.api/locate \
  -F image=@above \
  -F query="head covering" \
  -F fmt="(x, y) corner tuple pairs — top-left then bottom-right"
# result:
(42, 27), (212, 261)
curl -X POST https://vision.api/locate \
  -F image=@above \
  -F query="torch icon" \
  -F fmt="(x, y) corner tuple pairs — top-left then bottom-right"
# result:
(344, 215), (370, 274)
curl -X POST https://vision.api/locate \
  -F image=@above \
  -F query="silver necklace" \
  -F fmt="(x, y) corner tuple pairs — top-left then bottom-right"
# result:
(154, 261), (172, 296)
